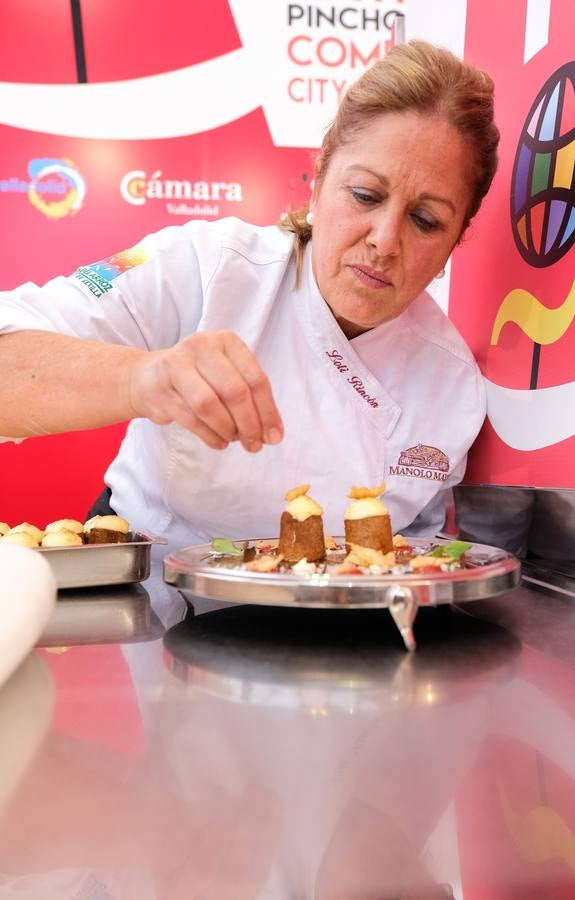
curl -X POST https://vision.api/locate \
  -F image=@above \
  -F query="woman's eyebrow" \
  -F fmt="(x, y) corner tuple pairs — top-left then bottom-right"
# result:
(344, 164), (388, 185)
(419, 192), (456, 215)
(344, 165), (457, 215)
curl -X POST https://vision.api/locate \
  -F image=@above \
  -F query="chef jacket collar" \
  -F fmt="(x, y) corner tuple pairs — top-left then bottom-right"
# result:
(296, 242), (401, 439)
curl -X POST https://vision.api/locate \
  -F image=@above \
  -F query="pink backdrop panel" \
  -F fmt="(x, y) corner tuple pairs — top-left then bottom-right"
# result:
(0, 428), (127, 528)
(80, 0), (242, 80)
(0, 106), (312, 525)
(451, 0), (575, 486)
(0, 112), (314, 289)
(0, 0), (77, 83)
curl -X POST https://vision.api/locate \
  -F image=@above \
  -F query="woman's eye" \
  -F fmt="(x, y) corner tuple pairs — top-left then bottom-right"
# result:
(412, 213), (440, 232)
(351, 188), (378, 204)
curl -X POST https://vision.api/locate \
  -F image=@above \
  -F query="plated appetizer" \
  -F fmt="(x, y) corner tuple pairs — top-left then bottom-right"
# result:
(210, 482), (470, 577)
(344, 482), (392, 554)
(277, 484), (325, 563)
(209, 534), (471, 577)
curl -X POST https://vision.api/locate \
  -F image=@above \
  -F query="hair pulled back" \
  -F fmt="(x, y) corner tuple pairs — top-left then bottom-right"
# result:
(279, 39), (500, 281)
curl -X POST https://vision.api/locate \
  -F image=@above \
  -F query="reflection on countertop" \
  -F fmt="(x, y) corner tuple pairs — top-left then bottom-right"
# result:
(37, 583), (164, 648)
(0, 569), (575, 898)
(164, 603), (521, 713)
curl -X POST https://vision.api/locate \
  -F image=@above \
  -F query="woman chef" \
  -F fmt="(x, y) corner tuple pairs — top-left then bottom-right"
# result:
(0, 41), (499, 550)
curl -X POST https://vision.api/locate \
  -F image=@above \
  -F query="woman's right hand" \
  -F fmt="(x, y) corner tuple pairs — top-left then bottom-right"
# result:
(129, 331), (284, 452)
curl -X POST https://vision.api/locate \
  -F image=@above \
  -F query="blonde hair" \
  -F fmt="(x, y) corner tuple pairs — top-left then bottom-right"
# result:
(279, 39), (500, 284)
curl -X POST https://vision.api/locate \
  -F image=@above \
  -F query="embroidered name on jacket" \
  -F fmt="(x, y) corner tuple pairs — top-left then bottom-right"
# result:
(325, 349), (379, 408)
(390, 445), (450, 481)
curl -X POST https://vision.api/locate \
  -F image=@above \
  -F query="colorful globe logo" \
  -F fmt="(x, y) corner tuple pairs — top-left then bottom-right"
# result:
(511, 62), (575, 268)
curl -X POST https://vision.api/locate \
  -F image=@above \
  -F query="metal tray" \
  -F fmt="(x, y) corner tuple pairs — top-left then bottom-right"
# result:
(39, 532), (166, 590)
(163, 537), (521, 650)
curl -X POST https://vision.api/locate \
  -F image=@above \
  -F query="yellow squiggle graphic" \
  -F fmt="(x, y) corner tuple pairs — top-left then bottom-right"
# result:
(491, 278), (575, 345)
(498, 779), (575, 870)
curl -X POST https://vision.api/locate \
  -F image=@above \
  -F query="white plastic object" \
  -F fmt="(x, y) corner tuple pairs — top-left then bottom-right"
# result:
(0, 544), (57, 688)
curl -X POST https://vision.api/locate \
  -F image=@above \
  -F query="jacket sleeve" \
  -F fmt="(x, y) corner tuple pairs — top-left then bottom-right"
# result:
(0, 221), (216, 350)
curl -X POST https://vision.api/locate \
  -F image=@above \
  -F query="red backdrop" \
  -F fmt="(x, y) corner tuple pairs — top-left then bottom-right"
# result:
(2, 0), (575, 528)
(450, 0), (575, 487)
(0, 0), (319, 524)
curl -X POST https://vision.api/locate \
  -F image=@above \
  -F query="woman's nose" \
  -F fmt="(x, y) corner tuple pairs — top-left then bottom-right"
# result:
(366, 209), (401, 257)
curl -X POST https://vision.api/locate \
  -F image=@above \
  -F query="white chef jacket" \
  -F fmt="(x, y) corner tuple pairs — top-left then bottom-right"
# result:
(0, 217), (485, 549)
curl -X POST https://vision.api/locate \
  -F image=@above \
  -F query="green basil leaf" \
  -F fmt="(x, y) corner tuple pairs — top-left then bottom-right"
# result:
(430, 540), (471, 560)
(211, 537), (243, 556)
(444, 540), (472, 559)
(429, 546), (446, 557)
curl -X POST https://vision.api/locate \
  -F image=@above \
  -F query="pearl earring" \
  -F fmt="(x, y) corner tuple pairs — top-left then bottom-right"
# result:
(436, 268), (445, 279)
(305, 211), (314, 226)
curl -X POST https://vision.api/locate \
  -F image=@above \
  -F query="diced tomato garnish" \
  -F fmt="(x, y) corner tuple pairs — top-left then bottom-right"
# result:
(256, 543), (278, 555)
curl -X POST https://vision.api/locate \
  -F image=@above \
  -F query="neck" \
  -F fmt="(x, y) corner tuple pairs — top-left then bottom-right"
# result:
(335, 315), (372, 340)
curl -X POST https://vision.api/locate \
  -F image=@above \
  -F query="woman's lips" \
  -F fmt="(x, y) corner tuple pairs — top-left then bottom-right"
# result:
(350, 265), (393, 289)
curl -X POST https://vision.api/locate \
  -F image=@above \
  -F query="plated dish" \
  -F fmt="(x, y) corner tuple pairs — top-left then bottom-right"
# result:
(208, 533), (471, 577)
(163, 536), (521, 651)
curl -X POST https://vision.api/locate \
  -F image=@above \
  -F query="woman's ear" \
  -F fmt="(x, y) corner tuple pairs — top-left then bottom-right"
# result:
(309, 155), (323, 212)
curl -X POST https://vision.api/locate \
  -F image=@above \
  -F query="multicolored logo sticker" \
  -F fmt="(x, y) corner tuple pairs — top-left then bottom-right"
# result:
(0, 157), (86, 219)
(511, 61), (575, 267)
(73, 246), (150, 299)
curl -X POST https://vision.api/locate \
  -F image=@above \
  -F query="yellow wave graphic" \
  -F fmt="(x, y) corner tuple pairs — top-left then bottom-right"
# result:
(499, 779), (575, 870)
(491, 279), (575, 346)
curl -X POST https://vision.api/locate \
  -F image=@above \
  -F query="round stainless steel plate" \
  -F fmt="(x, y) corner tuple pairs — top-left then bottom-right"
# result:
(163, 537), (521, 609)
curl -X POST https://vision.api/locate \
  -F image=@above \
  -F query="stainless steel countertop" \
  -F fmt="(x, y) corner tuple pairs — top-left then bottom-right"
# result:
(0, 566), (574, 898)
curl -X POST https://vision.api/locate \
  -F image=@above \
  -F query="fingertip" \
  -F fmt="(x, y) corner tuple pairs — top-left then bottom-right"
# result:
(243, 439), (263, 453)
(264, 427), (283, 445)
